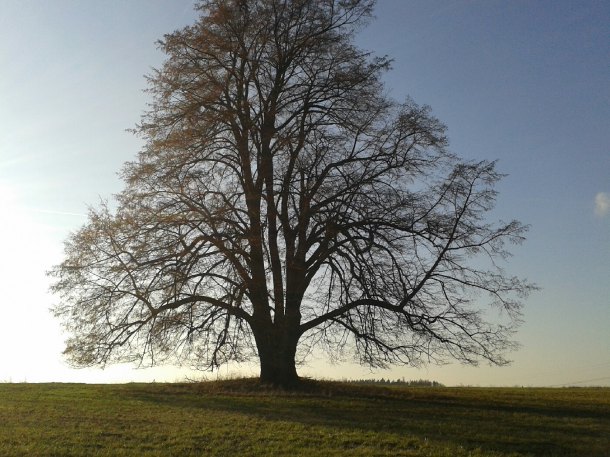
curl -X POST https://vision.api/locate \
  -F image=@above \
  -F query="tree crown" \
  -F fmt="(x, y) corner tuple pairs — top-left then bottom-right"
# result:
(51, 0), (534, 381)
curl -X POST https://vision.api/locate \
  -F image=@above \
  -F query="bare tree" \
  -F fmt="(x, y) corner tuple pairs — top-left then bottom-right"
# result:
(50, 0), (535, 388)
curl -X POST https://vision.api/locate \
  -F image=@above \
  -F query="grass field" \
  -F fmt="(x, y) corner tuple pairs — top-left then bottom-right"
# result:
(0, 379), (608, 456)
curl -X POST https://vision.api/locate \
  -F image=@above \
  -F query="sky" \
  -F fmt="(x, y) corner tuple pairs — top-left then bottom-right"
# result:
(0, 0), (608, 386)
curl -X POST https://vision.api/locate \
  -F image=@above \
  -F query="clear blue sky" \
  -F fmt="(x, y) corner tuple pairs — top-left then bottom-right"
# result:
(1, 0), (608, 386)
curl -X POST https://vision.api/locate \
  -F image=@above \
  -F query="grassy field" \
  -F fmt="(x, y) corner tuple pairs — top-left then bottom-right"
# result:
(0, 380), (608, 456)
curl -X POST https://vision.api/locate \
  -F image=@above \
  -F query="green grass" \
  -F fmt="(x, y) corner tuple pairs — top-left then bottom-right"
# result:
(0, 379), (608, 456)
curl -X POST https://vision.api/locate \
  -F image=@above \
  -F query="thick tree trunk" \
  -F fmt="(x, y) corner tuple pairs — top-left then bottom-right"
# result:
(254, 325), (300, 388)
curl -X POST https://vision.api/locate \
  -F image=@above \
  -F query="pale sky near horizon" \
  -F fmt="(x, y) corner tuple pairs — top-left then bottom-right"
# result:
(1, 0), (608, 386)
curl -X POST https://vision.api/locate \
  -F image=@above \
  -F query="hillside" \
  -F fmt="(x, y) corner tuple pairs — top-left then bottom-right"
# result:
(0, 380), (608, 456)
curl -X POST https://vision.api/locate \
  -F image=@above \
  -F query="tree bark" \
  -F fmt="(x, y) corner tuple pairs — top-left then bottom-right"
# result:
(254, 325), (300, 388)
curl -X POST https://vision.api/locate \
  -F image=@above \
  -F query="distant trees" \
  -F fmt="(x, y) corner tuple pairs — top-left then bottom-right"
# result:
(346, 378), (445, 388)
(50, 0), (534, 388)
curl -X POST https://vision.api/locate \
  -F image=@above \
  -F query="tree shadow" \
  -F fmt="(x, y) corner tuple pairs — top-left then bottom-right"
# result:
(124, 382), (610, 456)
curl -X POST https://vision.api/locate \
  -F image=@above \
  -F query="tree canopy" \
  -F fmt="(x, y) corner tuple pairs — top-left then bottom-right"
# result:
(51, 0), (535, 387)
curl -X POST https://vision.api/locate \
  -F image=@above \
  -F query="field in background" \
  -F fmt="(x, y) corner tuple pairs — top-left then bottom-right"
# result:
(0, 380), (608, 456)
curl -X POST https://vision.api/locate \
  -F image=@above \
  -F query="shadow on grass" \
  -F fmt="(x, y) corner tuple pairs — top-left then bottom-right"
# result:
(124, 380), (610, 456)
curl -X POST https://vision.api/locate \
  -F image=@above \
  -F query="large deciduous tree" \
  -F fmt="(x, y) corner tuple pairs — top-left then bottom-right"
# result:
(51, 0), (534, 388)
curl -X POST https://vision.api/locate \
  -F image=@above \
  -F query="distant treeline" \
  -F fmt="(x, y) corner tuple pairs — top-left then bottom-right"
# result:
(345, 378), (445, 387)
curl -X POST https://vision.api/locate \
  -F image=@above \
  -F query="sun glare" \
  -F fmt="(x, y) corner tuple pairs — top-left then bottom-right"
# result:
(0, 180), (67, 381)
(0, 181), (37, 280)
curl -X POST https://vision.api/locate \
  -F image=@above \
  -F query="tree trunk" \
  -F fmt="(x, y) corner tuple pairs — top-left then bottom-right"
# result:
(254, 325), (300, 389)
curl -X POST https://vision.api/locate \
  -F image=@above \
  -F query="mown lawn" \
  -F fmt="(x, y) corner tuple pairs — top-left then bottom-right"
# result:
(0, 380), (608, 456)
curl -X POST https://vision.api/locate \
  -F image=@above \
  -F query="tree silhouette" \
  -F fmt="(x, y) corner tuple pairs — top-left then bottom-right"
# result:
(51, 0), (534, 388)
